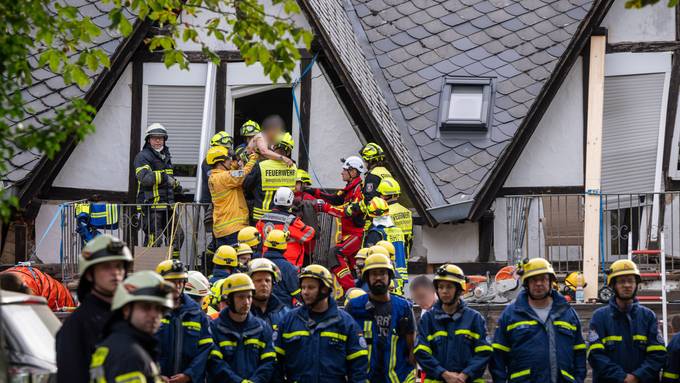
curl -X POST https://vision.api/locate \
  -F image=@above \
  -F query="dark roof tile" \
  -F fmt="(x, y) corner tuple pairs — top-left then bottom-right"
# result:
(425, 157), (449, 173)
(423, 19), (449, 34)
(411, 99), (438, 114)
(411, 114), (436, 131)
(410, 10), (435, 25)
(458, 6), (483, 20)
(469, 30), (493, 46)
(452, 37), (476, 51)
(434, 44), (460, 60)
(402, 72), (429, 87)
(453, 22), (481, 36)
(393, 16), (418, 31)
(441, 0), (465, 12)
(471, 15), (496, 29)
(366, 0), (390, 12)
(403, 56), (428, 72)
(396, 1), (419, 15)
(424, 4), (449, 18)
(438, 29), (464, 43)
(440, 12), (466, 27)
(419, 51), (443, 65)
(406, 26), (431, 40)
(505, 2), (528, 15)
(404, 41), (430, 56)
(395, 90), (421, 106)
(485, 25), (512, 39)
(389, 79), (409, 93)
(433, 59), (458, 74)
(422, 35), (447, 49)
(417, 66), (443, 80)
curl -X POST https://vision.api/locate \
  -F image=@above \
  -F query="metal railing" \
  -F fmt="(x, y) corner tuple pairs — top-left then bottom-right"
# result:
(503, 192), (680, 273)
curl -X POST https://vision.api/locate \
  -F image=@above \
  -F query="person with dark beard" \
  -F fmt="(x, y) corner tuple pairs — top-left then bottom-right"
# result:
(490, 258), (586, 383)
(345, 253), (416, 383)
(588, 260), (666, 383)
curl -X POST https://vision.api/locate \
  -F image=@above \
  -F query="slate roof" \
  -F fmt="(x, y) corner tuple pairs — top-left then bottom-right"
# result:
(2, 1), (136, 187)
(306, 0), (595, 209)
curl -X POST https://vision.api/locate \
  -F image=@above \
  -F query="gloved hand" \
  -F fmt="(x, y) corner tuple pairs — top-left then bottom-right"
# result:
(344, 203), (360, 217)
(131, 212), (142, 229)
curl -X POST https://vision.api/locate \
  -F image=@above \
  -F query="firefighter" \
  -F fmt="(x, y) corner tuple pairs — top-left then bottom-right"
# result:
(345, 253), (416, 383)
(664, 329), (680, 382)
(185, 270), (212, 306)
(248, 257), (291, 329)
(56, 235), (132, 383)
(275, 264), (369, 382)
(208, 273), (276, 382)
(199, 131), (233, 204)
(155, 260), (212, 383)
(311, 156), (367, 291)
(236, 243), (254, 268)
(490, 258), (586, 383)
(359, 142), (392, 206)
(294, 168), (318, 261)
(364, 197), (408, 289)
(262, 229), (301, 308)
(207, 145), (258, 247)
(377, 177), (413, 260)
(244, 132), (298, 223)
(415, 264), (492, 382)
(134, 123), (183, 257)
(209, 245), (238, 285)
(353, 247), (369, 286)
(294, 169), (316, 202)
(257, 187), (315, 267)
(89, 271), (174, 383)
(588, 259), (667, 382)
(238, 226), (263, 255)
(345, 287), (367, 302)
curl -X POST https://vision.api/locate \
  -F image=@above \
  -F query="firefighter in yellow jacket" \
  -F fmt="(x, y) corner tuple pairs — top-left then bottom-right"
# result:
(207, 145), (258, 247)
(378, 177), (413, 260)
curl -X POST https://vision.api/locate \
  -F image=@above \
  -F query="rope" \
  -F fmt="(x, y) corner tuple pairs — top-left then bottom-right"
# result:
(30, 203), (66, 262)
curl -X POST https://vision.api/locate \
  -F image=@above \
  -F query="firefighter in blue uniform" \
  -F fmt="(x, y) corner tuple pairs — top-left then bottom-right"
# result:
(262, 229), (301, 308)
(588, 259), (667, 383)
(275, 264), (369, 382)
(248, 257), (291, 330)
(209, 245), (238, 285)
(490, 257), (586, 383)
(415, 264), (492, 382)
(208, 273), (276, 382)
(345, 253), (416, 383)
(155, 260), (212, 383)
(663, 330), (680, 382)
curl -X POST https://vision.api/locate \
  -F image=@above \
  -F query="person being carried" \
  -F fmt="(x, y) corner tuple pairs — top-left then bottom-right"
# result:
(245, 115), (294, 166)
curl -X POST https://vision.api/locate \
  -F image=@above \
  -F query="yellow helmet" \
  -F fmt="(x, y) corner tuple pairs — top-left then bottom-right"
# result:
(564, 272), (588, 290)
(434, 264), (467, 291)
(607, 259), (641, 286)
(247, 258), (281, 282)
(367, 245), (390, 258)
(236, 243), (253, 256)
(241, 120), (261, 137)
(359, 142), (385, 162)
(210, 278), (227, 305)
(210, 131), (233, 147)
(111, 271), (174, 311)
(376, 240), (395, 260)
(220, 273), (255, 300)
(377, 177), (401, 197)
(367, 197), (390, 217)
(213, 245), (238, 267)
(186, 271), (213, 297)
(299, 264), (334, 289)
(517, 258), (556, 284)
(156, 259), (188, 280)
(206, 146), (231, 165)
(238, 227), (261, 247)
(274, 132), (294, 153)
(296, 169), (312, 185)
(345, 287), (367, 301)
(361, 253), (395, 280)
(264, 229), (289, 250)
(354, 248), (370, 261)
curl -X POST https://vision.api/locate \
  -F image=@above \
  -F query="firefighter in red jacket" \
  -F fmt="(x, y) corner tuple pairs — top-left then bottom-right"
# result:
(311, 156), (366, 292)
(256, 187), (315, 267)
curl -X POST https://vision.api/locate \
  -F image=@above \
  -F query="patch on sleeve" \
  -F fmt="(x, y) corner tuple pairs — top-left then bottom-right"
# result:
(366, 183), (374, 193)
(588, 329), (600, 343)
(231, 170), (244, 177)
(359, 336), (368, 349)
(272, 330), (278, 342)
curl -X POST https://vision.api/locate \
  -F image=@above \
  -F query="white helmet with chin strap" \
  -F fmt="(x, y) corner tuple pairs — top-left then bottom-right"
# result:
(273, 187), (295, 207)
(145, 123), (168, 140)
(342, 156), (366, 174)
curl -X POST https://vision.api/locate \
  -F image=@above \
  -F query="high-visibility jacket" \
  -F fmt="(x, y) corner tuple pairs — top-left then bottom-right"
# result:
(75, 203), (119, 229)
(364, 222), (408, 281)
(362, 166), (392, 206)
(588, 298), (667, 382)
(155, 294), (213, 382)
(257, 208), (315, 267)
(244, 159), (297, 221)
(134, 143), (175, 208)
(209, 154), (257, 238)
(315, 176), (365, 236)
(275, 298), (369, 382)
(250, 294), (291, 331)
(490, 289), (587, 383)
(345, 293), (416, 383)
(389, 202), (412, 258)
(415, 300), (492, 382)
(263, 249), (301, 308)
(208, 311), (276, 382)
(663, 332), (680, 382)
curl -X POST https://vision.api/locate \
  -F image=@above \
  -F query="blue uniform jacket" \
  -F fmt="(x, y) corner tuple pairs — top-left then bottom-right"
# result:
(415, 299), (492, 381)
(364, 224), (407, 277)
(156, 294), (213, 382)
(264, 249), (300, 308)
(588, 298), (667, 383)
(251, 294), (291, 331)
(345, 293), (416, 383)
(663, 332), (680, 382)
(490, 289), (586, 383)
(275, 298), (369, 382)
(208, 310), (276, 382)
(209, 268), (232, 285)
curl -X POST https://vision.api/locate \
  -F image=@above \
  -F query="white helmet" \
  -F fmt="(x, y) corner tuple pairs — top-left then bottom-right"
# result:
(145, 123), (168, 140)
(342, 156), (366, 174)
(185, 270), (212, 297)
(273, 187), (295, 207)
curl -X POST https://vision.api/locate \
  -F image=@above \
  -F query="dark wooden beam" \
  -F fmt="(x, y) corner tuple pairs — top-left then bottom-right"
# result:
(128, 57), (144, 203)
(606, 41), (680, 53)
(662, 50), (680, 180)
(298, 57), (313, 170)
(498, 186), (585, 196)
(478, 211), (494, 262)
(137, 49), (313, 63)
(215, 61), (227, 134)
(42, 187), (129, 202)
(14, 223), (27, 263)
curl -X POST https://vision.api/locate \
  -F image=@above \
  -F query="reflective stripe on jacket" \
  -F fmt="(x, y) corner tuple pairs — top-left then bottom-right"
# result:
(134, 144), (174, 208)
(663, 332), (680, 382)
(209, 154), (257, 238)
(257, 209), (315, 267)
(389, 202), (412, 259)
(244, 160), (297, 221)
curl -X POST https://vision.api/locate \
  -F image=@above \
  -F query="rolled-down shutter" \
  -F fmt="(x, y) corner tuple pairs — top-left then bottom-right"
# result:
(146, 85), (205, 166)
(601, 73), (665, 194)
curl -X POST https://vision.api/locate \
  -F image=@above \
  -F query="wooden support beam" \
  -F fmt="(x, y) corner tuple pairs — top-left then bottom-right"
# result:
(607, 41), (680, 53)
(298, 58), (313, 170)
(583, 35), (607, 301)
(128, 58), (143, 203)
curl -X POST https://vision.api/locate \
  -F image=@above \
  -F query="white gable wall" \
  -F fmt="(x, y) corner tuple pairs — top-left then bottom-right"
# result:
(601, 0), (676, 43)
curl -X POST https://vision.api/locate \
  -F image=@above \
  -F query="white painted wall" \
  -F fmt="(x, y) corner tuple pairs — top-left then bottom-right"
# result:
(35, 202), (63, 264)
(601, 0), (676, 43)
(308, 66), (363, 189)
(505, 58), (584, 188)
(422, 222), (479, 264)
(53, 65), (132, 191)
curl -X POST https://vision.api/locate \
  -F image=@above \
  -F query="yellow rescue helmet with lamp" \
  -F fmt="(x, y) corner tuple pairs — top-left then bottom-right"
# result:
(517, 258), (556, 284)
(206, 145), (231, 165)
(298, 264), (334, 289)
(345, 287), (367, 301)
(377, 177), (401, 197)
(238, 226), (261, 247)
(210, 131), (233, 147)
(564, 272), (588, 290)
(367, 245), (390, 258)
(210, 278), (226, 306)
(296, 169), (312, 185)
(274, 132), (294, 153)
(376, 240), (396, 260)
(241, 120), (261, 137)
(361, 253), (395, 280)
(359, 142), (385, 162)
(111, 271), (174, 311)
(606, 259), (641, 286)
(236, 243), (253, 256)
(213, 245), (238, 268)
(185, 271), (213, 297)
(434, 264), (467, 291)
(367, 197), (390, 218)
(220, 273), (255, 300)
(264, 229), (289, 250)
(247, 258), (281, 282)
(354, 248), (370, 261)
(156, 259), (188, 281)
(79, 234), (133, 275)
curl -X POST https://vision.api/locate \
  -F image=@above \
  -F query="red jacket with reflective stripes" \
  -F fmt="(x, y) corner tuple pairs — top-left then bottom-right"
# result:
(256, 208), (315, 267)
(314, 177), (365, 237)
